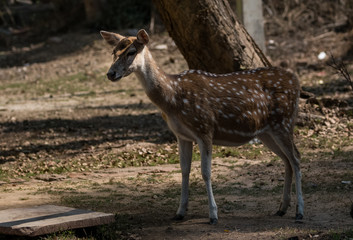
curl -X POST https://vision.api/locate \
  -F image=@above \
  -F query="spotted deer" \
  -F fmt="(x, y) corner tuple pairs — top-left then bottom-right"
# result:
(100, 29), (304, 224)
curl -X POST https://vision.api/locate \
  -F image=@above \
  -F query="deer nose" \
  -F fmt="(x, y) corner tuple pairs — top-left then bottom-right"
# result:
(107, 70), (116, 80)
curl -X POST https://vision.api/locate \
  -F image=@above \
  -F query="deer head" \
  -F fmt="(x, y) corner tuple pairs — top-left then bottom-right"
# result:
(100, 29), (149, 81)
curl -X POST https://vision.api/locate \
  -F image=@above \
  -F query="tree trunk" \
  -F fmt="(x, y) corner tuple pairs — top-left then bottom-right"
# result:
(152, 0), (271, 73)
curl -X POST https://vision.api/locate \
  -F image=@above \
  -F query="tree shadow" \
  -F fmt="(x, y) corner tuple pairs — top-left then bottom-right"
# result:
(0, 108), (175, 163)
(302, 78), (352, 97)
(0, 31), (100, 68)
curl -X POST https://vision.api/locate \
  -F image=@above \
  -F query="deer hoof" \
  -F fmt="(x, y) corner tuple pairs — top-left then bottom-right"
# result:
(275, 210), (286, 217)
(209, 218), (218, 225)
(295, 213), (303, 223)
(173, 214), (184, 221)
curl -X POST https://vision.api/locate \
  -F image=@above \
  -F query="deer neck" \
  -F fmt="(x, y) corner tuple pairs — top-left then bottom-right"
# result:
(134, 47), (174, 109)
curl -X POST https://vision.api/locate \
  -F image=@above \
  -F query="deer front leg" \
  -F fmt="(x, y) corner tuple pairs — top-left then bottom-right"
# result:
(175, 138), (193, 220)
(198, 140), (218, 224)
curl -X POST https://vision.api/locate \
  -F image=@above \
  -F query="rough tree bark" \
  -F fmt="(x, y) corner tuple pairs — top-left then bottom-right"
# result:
(152, 0), (271, 73)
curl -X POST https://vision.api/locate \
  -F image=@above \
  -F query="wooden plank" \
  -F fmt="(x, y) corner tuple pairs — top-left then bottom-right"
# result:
(0, 205), (115, 236)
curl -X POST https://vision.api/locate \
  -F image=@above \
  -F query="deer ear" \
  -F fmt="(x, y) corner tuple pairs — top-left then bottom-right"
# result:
(100, 31), (124, 46)
(136, 29), (149, 45)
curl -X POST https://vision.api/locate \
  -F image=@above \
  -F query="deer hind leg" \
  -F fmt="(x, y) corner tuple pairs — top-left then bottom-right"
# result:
(175, 138), (193, 220)
(259, 131), (304, 222)
(258, 133), (293, 216)
(272, 132), (304, 222)
(198, 139), (218, 225)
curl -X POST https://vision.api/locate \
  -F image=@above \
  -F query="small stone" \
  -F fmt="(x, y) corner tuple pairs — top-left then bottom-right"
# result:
(153, 44), (168, 50)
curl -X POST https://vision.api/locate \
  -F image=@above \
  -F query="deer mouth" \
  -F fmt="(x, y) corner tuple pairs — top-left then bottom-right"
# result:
(111, 75), (122, 82)
(107, 71), (123, 81)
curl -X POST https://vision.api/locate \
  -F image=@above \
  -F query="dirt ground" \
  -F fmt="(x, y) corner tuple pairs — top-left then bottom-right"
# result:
(0, 25), (353, 239)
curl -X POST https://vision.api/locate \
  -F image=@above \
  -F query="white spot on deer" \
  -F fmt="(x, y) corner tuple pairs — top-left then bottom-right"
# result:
(181, 110), (187, 115)
(171, 96), (176, 104)
(183, 99), (189, 104)
(166, 84), (173, 91)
